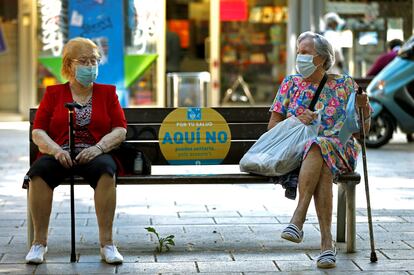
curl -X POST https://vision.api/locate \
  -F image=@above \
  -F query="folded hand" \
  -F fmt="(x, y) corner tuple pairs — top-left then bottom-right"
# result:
(75, 145), (102, 164)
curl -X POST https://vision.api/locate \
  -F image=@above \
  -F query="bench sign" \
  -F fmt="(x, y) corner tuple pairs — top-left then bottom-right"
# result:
(159, 108), (231, 164)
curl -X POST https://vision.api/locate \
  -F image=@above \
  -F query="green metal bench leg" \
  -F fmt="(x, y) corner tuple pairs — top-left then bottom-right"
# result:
(27, 189), (34, 248)
(336, 183), (346, 243)
(345, 182), (356, 253)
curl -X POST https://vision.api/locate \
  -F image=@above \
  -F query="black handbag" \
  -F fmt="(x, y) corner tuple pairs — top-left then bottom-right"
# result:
(111, 142), (151, 175)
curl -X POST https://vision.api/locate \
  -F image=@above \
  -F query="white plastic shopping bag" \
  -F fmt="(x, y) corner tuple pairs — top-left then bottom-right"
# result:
(338, 91), (360, 144)
(239, 115), (320, 176)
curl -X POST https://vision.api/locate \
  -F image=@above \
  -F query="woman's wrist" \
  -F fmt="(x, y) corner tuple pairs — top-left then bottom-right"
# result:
(95, 144), (105, 154)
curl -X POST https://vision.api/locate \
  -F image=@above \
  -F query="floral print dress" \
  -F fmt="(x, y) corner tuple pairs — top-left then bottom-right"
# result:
(270, 74), (362, 176)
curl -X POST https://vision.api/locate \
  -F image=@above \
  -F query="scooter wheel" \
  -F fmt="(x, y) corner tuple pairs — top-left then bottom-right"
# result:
(365, 112), (394, 148)
(407, 134), (414, 142)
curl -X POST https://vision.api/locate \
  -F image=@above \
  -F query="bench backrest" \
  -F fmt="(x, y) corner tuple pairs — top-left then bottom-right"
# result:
(29, 107), (270, 165)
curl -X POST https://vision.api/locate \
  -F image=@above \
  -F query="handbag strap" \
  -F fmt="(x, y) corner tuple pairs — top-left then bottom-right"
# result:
(308, 73), (328, 111)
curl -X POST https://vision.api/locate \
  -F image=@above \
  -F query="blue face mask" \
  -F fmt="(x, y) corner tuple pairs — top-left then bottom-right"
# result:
(75, 65), (98, 87)
(295, 54), (319, 78)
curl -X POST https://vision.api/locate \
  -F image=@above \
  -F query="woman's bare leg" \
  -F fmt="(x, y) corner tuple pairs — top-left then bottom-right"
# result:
(289, 144), (324, 229)
(94, 174), (116, 246)
(314, 163), (334, 251)
(29, 177), (53, 245)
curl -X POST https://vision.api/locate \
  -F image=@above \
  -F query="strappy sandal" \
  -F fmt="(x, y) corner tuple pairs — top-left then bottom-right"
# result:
(281, 223), (304, 243)
(316, 246), (337, 269)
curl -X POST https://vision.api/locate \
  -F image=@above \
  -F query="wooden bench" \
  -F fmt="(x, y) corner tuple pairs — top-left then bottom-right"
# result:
(28, 107), (360, 252)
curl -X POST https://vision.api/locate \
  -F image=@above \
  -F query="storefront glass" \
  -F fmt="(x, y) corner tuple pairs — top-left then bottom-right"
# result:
(219, 0), (288, 106)
(36, 0), (163, 107)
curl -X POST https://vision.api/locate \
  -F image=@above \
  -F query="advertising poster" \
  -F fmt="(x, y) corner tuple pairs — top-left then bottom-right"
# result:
(159, 108), (231, 165)
(68, 0), (126, 105)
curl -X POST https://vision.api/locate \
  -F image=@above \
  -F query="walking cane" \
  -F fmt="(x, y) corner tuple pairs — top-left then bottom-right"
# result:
(357, 87), (378, 263)
(64, 102), (82, 262)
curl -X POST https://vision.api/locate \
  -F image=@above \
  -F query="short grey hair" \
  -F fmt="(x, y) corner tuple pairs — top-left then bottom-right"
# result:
(297, 31), (335, 71)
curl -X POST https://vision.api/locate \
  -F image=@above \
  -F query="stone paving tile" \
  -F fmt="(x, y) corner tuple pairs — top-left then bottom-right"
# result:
(156, 251), (232, 262)
(318, 272), (407, 275)
(152, 216), (216, 225)
(178, 211), (240, 218)
(232, 251), (309, 261)
(172, 204), (209, 212)
(197, 260), (278, 272)
(277, 216), (322, 224)
(244, 272), (325, 275)
(0, 237), (11, 246)
(353, 240), (412, 250)
(78, 252), (155, 263)
(379, 249), (414, 259)
(355, 259), (414, 272)
(34, 262), (116, 274)
(55, 213), (96, 219)
(0, 213), (27, 220)
(238, 210), (278, 217)
(356, 215), (407, 223)
(380, 223), (414, 232)
(405, 240), (414, 248)
(183, 225), (252, 234)
(358, 231), (414, 241)
(1, 253), (27, 264)
(117, 225), (185, 235)
(0, 220), (24, 227)
(48, 219), (88, 227)
(162, 273), (241, 275)
(214, 217), (278, 224)
(117, 262), (197, 273)
(0, 263), (36, 274)
(86, 217), (151, 226)
(366, 209), (414, 216)
(249, 224), (319, 233)
(401, 216), (414, 222)
(276, 259), (360, 272)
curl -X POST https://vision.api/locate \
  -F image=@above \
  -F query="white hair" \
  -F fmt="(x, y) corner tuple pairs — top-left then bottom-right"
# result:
(297, 31), (335, 71)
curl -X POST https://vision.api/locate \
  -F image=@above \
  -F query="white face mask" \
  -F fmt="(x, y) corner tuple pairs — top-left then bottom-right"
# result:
(296, 54), (319, 78)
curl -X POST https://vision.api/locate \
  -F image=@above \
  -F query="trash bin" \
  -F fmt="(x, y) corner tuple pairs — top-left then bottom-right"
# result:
(166, 72), (210, 107)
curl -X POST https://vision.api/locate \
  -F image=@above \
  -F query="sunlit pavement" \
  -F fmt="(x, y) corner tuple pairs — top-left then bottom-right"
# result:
(0, 121), (413, 274)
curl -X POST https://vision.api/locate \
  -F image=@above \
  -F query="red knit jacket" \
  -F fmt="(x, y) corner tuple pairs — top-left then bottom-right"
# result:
(34, 82), (127, 152)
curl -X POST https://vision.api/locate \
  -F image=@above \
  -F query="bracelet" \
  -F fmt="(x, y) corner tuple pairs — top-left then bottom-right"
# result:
(95, 144), (105, 154)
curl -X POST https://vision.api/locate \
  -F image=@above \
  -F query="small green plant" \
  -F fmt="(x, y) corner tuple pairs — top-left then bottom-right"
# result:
(145, 227), (175, 253)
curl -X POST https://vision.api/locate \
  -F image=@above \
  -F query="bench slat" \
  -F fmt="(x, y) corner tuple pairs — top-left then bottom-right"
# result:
(125, 123), (267, 140)
(60, 174), (272, 185)
(123, 107), (270, 123)
(30, 140), (256, 165)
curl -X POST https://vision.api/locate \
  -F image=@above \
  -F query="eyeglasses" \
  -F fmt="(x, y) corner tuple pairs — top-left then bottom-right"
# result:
(73, 57), (101, 66)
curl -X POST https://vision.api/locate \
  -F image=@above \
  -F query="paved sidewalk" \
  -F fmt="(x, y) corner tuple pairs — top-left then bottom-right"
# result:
(0, 121), (413, 274)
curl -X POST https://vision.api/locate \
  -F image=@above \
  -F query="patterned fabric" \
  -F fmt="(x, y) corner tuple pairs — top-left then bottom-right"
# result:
(270, 74), (363, 176)
(61, 97), (96, 155)
(316, 249), (337, 268)
(281, 223), (304, 243)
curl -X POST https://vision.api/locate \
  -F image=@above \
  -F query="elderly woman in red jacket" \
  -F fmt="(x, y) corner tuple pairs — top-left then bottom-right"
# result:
(24, 37), (126, 264)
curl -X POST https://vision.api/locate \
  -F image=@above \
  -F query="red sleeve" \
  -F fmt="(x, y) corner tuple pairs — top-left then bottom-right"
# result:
(33, 87), (54, 132)
(109, 89), (127, 129)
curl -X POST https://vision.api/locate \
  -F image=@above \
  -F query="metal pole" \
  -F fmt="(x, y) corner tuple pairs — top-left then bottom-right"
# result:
(357, 87), (378, 263)
(65, 102), (81, 262)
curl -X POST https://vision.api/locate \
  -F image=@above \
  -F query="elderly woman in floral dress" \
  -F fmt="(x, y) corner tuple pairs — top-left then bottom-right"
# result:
(268, 31), (371, 269)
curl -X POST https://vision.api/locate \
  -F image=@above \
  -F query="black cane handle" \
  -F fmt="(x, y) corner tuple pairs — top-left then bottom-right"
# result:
(64, 102), (83, 110)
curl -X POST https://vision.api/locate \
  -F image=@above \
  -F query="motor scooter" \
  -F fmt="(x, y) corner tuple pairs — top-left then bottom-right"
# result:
(366, 35), (414, 148)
